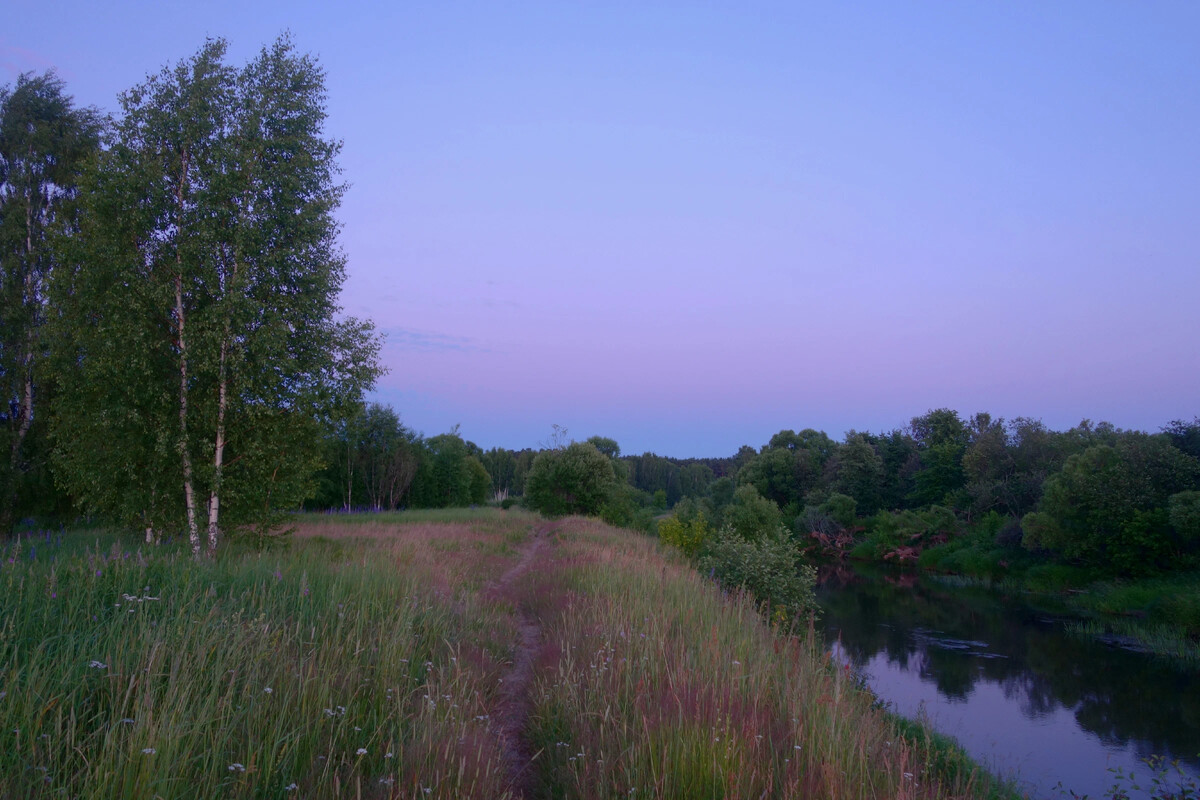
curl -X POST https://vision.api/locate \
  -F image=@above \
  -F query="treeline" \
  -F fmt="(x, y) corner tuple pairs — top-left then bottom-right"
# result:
(657, 411), (1200, 579)
(303, 406), (491, 511)
(317, 406), (1200, 579)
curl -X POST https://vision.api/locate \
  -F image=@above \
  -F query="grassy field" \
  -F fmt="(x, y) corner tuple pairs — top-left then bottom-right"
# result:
(1, 510), (1016, 799)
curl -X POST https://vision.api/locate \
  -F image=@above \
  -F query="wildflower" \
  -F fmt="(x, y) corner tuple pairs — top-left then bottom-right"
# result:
(263, 687), (273, 694)
(284, 783), (298, 791)
(142, 748), (156, 755)
(356, 748), (367, 756)
(119, 718), (135, 725)
(228, 763), (246, 772)
(88, 660), (107, 669)
(385, 752), (394, 759)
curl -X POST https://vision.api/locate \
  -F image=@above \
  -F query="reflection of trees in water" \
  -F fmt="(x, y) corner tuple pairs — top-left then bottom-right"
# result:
(816, 567), (1200, 764)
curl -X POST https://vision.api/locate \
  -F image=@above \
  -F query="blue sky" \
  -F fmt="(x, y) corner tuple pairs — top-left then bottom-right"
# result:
(8, 2), (1199, 456)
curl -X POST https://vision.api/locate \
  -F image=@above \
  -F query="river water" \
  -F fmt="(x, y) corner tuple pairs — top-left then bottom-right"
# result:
(814, 562), (1200, 799)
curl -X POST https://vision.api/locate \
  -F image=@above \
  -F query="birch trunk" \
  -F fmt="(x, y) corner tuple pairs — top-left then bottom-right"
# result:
(206, 334), (229, 555)
(174, 147), (200, 556)
(3, 188), (39, 536)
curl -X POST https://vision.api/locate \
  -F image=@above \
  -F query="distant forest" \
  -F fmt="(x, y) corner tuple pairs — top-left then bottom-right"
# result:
(301, 404), (1200, 578)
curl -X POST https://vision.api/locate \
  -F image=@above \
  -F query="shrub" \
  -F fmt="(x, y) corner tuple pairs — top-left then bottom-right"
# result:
(725, 485), (782, 540)
(698, 526), (818, 623)
(524, 442), (616, 517)
(658, 511), (713, 559)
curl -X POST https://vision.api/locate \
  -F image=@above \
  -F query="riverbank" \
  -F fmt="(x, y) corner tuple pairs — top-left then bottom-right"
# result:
(1, 510), (1018, 798)
(898, 528), (1200, 662)
(814, 561), (1200, 799)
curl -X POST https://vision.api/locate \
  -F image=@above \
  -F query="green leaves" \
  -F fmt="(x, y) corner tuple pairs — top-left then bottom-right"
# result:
(48, 37), (381, 545)
(524, 441), (617, 518)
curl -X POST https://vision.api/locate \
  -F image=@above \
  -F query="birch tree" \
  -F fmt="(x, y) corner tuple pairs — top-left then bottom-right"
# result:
(52, 37), (380, 555)
(0, 72), (101, 537)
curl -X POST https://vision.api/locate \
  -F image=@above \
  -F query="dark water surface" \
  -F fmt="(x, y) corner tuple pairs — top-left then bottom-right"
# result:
(814, 563), (1200, 799)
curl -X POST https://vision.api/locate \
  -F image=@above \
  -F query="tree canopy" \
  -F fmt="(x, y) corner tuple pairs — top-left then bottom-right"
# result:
(49, 37), (380, 554)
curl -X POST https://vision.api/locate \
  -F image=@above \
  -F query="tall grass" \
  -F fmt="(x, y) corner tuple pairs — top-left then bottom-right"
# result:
(0, 520), (530, 799)
(519, 519), (1017, 800)
(1, 513), (1014, 799)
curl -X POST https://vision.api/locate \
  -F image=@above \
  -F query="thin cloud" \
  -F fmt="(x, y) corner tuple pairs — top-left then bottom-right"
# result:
(378, 327), (488, 354)
(0, 42), (62, 80)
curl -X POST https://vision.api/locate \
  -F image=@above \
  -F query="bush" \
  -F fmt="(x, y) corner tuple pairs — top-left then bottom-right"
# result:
(658, 512), (713, 559)
(856, 506), (960, 561)
(698, 526), (818, 623)
(725, 485), (782, 540)
(524, 442), (617, 517)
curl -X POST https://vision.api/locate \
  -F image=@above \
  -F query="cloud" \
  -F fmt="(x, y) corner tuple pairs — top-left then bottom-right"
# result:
(377, 326), (488, 354)
(0, 42), (62, 80)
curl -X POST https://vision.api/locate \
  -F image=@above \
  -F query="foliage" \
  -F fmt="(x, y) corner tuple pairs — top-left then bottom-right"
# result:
(1021, 434), (1200, 574)
(0, 71), (102, 536)
(49, 37), (380, 553)
(1169, 491), (1200, 545)
(697, 525), (818, 623)
(739, 428), (835, 510)
(585, 435), (620, 458)
(598, 482), (655, 532)
(822, 492), (858, 529)
(724, 484), (782, 540)
(524, 441), (617, 517)
(408, 430), (490, 509)
(828, 434), (884, 515)
(854, 505), (960, 562)
(657, 511), (714, 559)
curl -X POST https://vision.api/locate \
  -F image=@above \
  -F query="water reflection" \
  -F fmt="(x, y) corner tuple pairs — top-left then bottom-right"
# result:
(815, 563), (1200, 798)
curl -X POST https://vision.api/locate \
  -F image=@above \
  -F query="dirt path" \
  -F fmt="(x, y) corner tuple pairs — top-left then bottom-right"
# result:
(487, 522), (556, 799)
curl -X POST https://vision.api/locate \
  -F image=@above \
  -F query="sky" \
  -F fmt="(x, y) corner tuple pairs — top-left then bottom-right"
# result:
(7, 2), (1200, 457)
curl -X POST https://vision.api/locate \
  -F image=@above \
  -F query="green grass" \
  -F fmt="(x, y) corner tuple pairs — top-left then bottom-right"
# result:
(1, 513), (1017, 799)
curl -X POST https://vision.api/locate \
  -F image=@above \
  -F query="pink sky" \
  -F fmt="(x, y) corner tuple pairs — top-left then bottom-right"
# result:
(9, 2), (1200, 455)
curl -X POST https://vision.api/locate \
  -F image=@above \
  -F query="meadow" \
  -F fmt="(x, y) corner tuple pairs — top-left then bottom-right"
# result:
(1, 510), (1016, 799)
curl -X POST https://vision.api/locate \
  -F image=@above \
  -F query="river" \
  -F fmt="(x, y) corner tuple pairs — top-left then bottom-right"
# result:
(814, 562), (1200, 799)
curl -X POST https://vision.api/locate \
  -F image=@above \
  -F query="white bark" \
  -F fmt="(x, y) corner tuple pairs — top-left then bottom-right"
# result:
(174, 147), (200, 556)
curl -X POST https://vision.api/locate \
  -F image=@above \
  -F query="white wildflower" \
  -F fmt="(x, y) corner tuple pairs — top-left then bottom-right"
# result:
(88, 660), (107, 669)
(228, 763), (245, 772)
(142, 748), (155, 755)
(356, 748), (367, 756)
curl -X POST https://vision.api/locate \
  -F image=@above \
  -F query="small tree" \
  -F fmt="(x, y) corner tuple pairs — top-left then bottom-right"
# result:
(524, 441), (616, 517)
